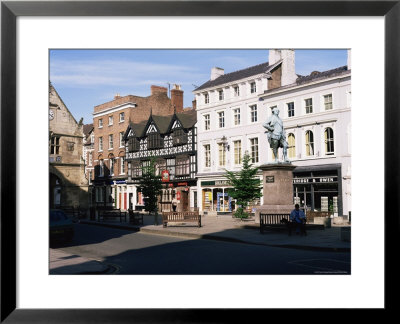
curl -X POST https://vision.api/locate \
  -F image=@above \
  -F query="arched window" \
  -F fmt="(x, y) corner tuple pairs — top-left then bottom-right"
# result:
(288, 133), (296, 158)
(305, 130), (314, 156)
(324, 127), (334, 155)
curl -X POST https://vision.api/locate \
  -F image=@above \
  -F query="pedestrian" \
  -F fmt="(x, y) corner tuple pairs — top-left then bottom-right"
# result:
(289, 204), (307, 236)
(172, 197), (178, 212)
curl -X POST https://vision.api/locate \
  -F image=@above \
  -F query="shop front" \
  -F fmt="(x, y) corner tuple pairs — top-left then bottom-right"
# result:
(200, 179), (234, 213)
(158, 180), (196, 212)
(292, 164), (342, 216)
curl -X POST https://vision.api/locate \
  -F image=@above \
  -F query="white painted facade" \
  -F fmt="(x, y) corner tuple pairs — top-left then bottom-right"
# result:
(193, 50), (351, 217)
(260, 72), (351, 216)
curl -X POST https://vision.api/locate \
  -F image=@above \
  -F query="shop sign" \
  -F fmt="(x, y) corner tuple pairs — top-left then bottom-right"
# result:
(177, 182), (188, 186)
(293, 176), (337, 184)
(161, 170), (170, 182)
(116, 180), (126, 184)
(201, 180), (229, 186)
(176, 191), (181, 200)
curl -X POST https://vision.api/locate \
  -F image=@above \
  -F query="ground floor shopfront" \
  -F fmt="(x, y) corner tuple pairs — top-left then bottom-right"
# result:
(197, 177), (262, 214)
(292, 163), (350, 217)
(92, 179), (136, 211)
(197, 163), (350, 217)
(157, 180), (197, 212)
(93, 179), (197, 212)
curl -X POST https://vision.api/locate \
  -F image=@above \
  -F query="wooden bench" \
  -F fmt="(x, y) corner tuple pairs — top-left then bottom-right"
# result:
(99, 209), (127, 222)
(162, 212), (201, 228)
(260, 213), (307, 235)
(128, 209), (144, 225)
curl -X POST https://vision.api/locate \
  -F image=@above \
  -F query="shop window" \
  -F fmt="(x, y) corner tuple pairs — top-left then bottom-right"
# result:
(324, 127), (334, 155)
(305, 130), (314, 156)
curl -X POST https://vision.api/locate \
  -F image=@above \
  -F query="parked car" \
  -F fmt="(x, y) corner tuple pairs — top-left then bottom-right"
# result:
(50, 209), (74, 242)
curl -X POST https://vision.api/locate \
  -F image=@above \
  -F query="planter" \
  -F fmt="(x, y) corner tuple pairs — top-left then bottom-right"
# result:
(313, 217), (331, 228)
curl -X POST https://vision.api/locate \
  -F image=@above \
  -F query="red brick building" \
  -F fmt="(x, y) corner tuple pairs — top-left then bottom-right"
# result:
(92, 84), (187, 210)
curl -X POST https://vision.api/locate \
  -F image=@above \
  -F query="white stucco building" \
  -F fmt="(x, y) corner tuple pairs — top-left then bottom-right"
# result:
(193, 49), (351, 217)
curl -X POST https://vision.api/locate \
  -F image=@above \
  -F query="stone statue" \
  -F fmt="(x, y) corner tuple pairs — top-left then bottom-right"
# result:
(263, 107), (290, 163)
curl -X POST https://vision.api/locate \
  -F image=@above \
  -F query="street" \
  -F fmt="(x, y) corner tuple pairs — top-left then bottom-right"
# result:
(51, 224), (351, 275)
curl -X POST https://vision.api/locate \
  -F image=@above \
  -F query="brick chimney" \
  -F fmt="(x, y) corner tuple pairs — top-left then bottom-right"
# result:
(192, 99), (197, 110)
(114, 93), (122, 100)
(171, 84), (183, 112)
(151, 85), (168, 96)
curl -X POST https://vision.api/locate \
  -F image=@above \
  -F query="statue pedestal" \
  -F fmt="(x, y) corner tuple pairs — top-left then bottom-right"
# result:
(255, 163), (296, 223)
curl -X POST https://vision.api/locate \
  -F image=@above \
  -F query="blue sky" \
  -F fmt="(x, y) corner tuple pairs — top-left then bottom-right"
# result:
(50, 49), (347, 125)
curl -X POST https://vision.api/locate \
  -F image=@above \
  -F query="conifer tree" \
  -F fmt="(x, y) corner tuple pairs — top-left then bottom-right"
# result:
(225, 152), (262, 219)
(137, 157), (162, 225)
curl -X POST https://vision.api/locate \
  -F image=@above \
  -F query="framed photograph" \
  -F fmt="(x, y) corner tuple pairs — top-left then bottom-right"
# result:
(1, 0), (398, 322)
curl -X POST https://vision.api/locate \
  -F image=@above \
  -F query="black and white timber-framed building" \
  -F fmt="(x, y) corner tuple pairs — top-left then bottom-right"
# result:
(124, 109), (198, 212)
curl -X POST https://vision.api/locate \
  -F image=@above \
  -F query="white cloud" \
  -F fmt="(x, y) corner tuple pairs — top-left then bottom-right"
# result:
(50, 59), (200, 88)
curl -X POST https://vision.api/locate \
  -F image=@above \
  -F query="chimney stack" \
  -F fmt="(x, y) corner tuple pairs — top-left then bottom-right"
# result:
(211, 67), (224, 81)
(151, 85), (168, 96)
(171, 84), (184, 113)
(114, 93), (122, 100)
(269, 49), (296, 86)
(347, 49), (351, 70)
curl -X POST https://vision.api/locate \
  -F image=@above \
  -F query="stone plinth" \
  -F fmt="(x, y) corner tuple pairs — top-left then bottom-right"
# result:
(255, 163), (296, 223)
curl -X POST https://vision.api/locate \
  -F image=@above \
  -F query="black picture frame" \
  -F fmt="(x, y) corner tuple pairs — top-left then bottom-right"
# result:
(1, 0), (398, 322)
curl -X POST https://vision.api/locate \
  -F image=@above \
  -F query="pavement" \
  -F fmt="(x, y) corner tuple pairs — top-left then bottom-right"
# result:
(50, 214), (351, 274)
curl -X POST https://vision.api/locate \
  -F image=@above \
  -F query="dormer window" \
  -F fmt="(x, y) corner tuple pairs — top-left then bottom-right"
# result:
(173, 128), (188, 146)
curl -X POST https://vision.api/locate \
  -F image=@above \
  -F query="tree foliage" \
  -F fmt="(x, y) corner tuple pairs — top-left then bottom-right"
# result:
(225, 152), (262, 218)
(137, 157), (162, 215)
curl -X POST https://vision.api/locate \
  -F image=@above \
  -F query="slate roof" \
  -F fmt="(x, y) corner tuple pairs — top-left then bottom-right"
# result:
(295, 66), (349, 85)
(83, 123), (94, 137)
(127, 109), (197, 138)
(194, 62), (273, 91)
(262, 65), (350, 95)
